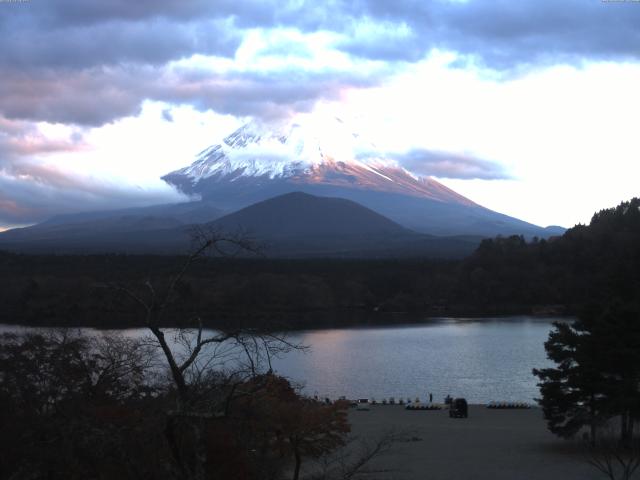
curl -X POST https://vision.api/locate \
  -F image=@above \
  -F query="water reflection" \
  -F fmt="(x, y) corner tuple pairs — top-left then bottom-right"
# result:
(0, 316), (563, 403)
(270, 317), (561, 403)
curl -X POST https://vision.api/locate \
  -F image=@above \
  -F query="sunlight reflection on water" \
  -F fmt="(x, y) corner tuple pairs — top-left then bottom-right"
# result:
(1, 316), (565, 403)
(269, 317), (563, 403)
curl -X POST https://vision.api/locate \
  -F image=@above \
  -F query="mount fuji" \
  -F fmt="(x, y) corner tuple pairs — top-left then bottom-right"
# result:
(163, 115), (559, 238)
(0, 115), (564, 256)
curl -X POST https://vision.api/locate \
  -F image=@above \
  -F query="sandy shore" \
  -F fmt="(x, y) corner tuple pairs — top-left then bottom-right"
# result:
(345, 405), (602, 480)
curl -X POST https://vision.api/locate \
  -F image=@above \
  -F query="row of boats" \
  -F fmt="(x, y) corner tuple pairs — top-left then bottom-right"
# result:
(486, 401), (531, 409)
(353, 398), (533, 410)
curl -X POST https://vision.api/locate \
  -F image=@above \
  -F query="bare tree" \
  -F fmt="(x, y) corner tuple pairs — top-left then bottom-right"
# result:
(112, 228), (302, 480)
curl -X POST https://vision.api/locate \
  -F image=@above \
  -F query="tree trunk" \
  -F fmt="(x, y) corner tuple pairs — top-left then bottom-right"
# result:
(165, 416), (189, 479)
(150, 326), (189, 404)
(589, 397), (598, 446)
(192, 420), (207, 480)
(621, 411), (630, 447)
(292, 443), (301, 480)
(625, 413), (635, 447)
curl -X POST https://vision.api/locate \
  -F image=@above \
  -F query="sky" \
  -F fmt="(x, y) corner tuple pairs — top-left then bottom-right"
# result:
(1, 0), (639, 231)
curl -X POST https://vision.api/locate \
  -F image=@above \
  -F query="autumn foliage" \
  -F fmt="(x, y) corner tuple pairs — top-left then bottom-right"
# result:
(0, 332), (351, 480)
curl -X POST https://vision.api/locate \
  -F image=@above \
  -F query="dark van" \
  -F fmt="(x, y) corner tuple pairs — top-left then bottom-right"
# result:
(449, 398), (468, 418)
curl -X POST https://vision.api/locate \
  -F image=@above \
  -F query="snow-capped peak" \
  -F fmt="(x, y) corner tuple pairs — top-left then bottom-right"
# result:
(163, 114), (477, 208)
(175, 115), (400, 183)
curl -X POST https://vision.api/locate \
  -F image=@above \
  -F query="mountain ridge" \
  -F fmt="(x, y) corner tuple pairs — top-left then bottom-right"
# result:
(162, 116), (561, 238)
(0, 192), (481, 258)
(209, 191), (412, 238)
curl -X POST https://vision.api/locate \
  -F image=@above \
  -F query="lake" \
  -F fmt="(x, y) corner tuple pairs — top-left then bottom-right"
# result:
(0, 316), (562, 403)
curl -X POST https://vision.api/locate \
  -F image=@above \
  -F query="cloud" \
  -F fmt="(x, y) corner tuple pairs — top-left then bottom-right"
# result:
(0, 58), (387, 125)
(336, 0), (640, 69)
(2, 0), (638, 129)
(335, 18), (425, 62)
(0, 0), (388, 126)
(388, 148), (510, 180)
(0, 170), (187, 226)
(0, 68), (150, 126)
(162, 109), (174, 122)
(152, 66), (385, 119)
(31, 0), (304, 30)
(0, 158), (188, 226)
(0, 117), (186, 226)
(0, 118), (87, 158)
(0, 16), (241, 71)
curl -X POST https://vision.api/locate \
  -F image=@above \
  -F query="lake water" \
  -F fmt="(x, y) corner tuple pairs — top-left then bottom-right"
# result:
(0, 316), (562, 403)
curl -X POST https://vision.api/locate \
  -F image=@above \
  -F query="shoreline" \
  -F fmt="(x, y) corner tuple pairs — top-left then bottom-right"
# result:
(0, 309), (574, 332)
(344, 404), (598, 480)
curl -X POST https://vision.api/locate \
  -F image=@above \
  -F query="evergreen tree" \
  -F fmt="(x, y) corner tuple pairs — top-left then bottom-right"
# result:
(534, 303), (640, 445)
(585, 302), (640, 445)
(533, 320), (608, 443)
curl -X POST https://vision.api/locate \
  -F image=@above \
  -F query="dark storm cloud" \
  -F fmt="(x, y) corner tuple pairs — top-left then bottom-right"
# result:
(390, 148), (510, 180)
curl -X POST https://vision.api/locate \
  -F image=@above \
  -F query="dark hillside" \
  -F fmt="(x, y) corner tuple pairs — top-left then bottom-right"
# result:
(1, 198), (638, 329)
(211, 191), (411, 238)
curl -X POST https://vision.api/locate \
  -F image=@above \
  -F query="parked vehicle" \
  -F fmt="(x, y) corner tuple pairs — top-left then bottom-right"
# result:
(449, 398), (468, 418)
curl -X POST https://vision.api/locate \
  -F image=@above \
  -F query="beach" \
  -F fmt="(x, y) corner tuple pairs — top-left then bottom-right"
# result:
(345, 405), (602, 480)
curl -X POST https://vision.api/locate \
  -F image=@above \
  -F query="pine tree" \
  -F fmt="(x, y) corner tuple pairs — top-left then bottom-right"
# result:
(533, 320), (608, 443)
(534, 303), (640, 445)
(585, 303), (640, 445)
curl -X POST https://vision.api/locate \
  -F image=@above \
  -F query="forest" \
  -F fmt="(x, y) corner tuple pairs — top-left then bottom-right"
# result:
(1, 198), (638, 330)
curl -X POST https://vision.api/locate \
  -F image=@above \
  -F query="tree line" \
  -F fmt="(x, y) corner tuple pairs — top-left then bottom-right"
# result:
(5, 196), (640, 329)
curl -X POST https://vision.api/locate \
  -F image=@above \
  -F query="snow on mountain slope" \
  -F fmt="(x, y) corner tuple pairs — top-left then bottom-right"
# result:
(177, 116), (377, 180)
(163, 115), (476, 207)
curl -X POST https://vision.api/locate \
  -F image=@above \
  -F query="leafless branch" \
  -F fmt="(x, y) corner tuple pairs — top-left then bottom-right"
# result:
(309, 429), (410, 480)
(585, 430), (640, 480)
